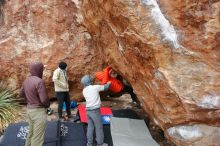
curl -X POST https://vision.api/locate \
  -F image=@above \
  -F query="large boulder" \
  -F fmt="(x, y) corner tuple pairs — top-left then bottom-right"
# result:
(80, 0), (220, 145)
(0, 0), (220, 145)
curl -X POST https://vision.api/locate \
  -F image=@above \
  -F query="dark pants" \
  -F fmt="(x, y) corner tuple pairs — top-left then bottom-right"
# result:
(56, 92), (71, 118)
(103, 85), (137, 102)
(123, 85), (137, 102)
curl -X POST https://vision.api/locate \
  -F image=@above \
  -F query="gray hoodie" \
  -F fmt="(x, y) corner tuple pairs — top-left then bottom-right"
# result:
(20, 62), (50, 108)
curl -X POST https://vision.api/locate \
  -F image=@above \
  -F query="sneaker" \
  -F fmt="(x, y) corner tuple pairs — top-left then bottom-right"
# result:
(67, 114), (73, 118)
(47, 108), (53, 115)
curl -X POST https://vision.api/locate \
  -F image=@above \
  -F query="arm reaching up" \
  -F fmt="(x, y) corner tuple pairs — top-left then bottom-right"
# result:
(104, 81), (111, 91)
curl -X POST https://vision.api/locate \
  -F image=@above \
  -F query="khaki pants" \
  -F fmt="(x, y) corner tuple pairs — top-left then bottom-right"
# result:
(25, 108), (47, 146)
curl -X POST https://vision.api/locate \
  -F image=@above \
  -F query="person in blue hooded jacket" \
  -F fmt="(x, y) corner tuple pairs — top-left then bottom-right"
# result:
(81, 75), (111, 146)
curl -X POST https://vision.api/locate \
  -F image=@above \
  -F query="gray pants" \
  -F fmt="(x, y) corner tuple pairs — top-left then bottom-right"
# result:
(25, 108), (47, 146)
(86, 108), (104, 146)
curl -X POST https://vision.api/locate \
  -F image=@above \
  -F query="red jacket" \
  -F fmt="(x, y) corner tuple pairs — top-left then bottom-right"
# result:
(95, 67), (124, 93)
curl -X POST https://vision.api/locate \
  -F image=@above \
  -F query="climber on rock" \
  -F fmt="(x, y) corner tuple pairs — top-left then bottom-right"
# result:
(95, 66), (138, 103)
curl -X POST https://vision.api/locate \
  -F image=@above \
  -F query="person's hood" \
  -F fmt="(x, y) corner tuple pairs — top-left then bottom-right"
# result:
(29, 62), (44, 78)
(81, 75), (92, 87)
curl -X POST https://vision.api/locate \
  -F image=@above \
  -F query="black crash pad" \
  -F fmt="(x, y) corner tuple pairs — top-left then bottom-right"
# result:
(0, 121), (59, 146)
(112, 109), (140, 119)
(0, 121), (88, 146)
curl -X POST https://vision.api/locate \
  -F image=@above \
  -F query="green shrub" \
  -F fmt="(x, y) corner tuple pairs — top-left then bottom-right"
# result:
(0, 82), (22, 134)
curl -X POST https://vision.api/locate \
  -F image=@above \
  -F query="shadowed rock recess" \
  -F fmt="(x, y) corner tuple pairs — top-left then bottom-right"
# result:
(0, 0), (220, 145)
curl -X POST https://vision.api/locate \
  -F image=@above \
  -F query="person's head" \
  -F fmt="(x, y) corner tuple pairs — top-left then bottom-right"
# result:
(109, 69), (118, 78)
(29, 61), (44, 78)
(81, 75), (93, 87)
(59, 61), (67, 70)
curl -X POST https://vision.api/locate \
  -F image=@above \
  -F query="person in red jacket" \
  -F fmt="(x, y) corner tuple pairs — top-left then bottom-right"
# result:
(95, 66), (137, 102)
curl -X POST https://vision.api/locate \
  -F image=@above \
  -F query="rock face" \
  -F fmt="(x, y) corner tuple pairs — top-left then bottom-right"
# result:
(0, 0), (220, 145)
(0, 0), (104, 98)
(79, 0), (220, 145)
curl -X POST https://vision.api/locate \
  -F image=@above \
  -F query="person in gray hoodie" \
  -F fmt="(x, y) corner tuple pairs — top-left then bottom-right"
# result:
(81, 75), (110, 146)
(20, 61), (50, 146)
